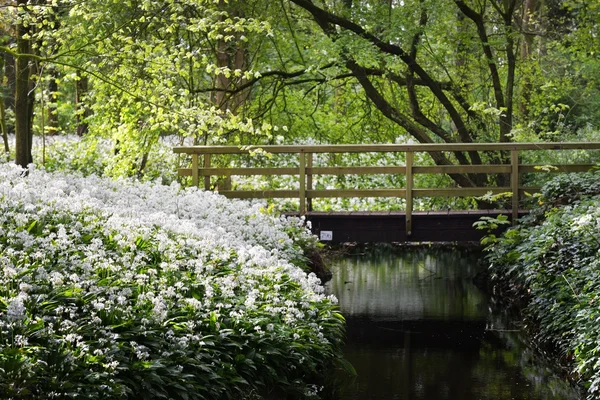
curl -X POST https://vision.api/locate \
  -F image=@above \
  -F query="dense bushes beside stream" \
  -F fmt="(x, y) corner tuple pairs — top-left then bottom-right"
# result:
(486, 171), (600, 398)
(0, 162), (344, 399)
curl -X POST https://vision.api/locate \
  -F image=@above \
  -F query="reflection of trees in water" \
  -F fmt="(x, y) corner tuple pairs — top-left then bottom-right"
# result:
(475, 315), (583, 400)
(339, 333), (574, 400)
(327, 249), (486, 320)
(328, 249), (581, 400)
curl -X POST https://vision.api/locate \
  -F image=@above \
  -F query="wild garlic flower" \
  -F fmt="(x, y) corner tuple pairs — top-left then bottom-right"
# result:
(7, 296), (26, 322)
(0, 160), (343, 398)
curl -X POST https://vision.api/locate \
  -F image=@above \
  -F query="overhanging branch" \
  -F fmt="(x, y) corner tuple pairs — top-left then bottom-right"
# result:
(289, 0), (475, 145)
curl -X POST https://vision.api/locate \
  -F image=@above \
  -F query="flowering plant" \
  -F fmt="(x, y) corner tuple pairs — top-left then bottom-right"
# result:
(0, 162), (343, 399)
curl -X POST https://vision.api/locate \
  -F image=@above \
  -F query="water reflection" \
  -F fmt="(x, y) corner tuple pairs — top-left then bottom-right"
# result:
(327, 249), (581, 400)
(330, 251), (487, 321)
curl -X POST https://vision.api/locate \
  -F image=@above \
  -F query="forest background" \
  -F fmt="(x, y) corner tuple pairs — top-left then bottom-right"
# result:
(1, 0), (600, 192)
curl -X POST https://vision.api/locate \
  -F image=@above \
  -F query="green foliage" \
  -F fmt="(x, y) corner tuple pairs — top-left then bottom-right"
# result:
(486, 171), (600, 399)
(473, 214), (511, 246)
(35, 135), (181, 184)
(4, 0), (600, 181)
(540, 172), (600, 206)
(42, 135), (110, 176)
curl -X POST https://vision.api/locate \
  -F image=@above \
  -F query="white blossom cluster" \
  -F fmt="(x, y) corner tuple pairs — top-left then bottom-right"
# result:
(0, 161), (342, 398)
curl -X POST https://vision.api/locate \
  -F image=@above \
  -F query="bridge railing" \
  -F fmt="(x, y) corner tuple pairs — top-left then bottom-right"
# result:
(173, 143), (600, 236)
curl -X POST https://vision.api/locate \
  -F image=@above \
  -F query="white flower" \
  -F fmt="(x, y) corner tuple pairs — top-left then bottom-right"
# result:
(6, 296), (26, 322)
(19, 283), (32, 293)
(14, 335), (28, 347)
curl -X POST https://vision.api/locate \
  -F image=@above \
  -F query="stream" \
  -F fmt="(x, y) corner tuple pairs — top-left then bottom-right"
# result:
(325, 247), (582, 400)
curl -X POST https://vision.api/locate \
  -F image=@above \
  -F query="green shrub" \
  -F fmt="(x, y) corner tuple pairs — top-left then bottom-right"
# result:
(486, 171), (600, 398)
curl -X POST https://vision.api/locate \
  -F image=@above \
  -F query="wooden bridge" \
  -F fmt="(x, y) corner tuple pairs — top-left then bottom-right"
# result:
(173, 142), (600, 243)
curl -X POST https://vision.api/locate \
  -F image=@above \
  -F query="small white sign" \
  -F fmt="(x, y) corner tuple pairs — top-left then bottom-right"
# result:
(320, 231), (333, 241)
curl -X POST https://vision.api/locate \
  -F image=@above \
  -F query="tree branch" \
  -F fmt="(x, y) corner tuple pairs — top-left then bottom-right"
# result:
(454, 0), (510, 142)
(405, 3), (482, 170)
(289, 0), (475, 145)
(347, 59), (476, 187)
(193, 62), (337, 95)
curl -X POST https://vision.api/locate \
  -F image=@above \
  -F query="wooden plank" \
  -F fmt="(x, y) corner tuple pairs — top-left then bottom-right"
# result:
(178, 167), (298, 176)
(308, 166), (407, 175)
(307, 153), (313, 212)
(173, 142), (600, 155)
(302, 212), (526, 243)
(203, 154), (211, 191)
(413, 187), (512, 197)
(179, 164), (593, 177)
(192, 154), (199, 187)
(511, 150), (519, 225)
(178, 164), (593, 178)
(299, 152), (306, 214)
(189, 185), (540, 199)
(406, 151), (414, 236)
(413, 165), (511, 174)
(307, 189), (407, 198)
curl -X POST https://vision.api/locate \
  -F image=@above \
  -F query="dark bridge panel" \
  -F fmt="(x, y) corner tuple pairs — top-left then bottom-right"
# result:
(297, 210), (526, 243)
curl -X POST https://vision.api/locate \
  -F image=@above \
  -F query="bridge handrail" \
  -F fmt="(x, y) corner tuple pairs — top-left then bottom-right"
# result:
(173, 142), (600, 154)
(173, 142), (600, 236)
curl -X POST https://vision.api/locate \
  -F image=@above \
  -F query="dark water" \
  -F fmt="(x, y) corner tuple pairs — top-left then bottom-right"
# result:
(326, 249), (581, 400)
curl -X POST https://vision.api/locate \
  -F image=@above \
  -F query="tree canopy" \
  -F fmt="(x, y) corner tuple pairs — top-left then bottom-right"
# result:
(1, 0), (599, 178)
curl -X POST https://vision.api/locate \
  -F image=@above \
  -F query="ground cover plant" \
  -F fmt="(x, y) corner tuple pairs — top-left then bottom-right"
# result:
(485, 171), (600, 399)
(0, 161), (345, 399)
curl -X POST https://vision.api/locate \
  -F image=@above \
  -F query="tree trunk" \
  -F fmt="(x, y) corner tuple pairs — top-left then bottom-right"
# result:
(15, 0), (33, 168)
(3, 51), (16, 134)
(27, 60), (37, 151)
(0, 100), (7, 154)
(0, 55), (8, 153)
(213, 0), (249, 114)
(47, 66), (60, 135)
(75, 72), (89, 136)
(214, 36), (230, 110)
(519, 0), (538, 118)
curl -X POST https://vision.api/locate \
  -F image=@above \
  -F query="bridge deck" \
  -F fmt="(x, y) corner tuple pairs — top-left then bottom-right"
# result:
(288, 210), (527, 243)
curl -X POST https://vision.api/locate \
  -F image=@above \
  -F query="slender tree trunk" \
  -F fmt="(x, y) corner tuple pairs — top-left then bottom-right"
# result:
(47, 66), (59, 135)
(27, 61), (37, 151)
(519, 0), (538, 118)
(136, 152), (149, 178)
(3, 51), (16, 134)
(15, 0), (33, 168)
(214, 36), (230, 111)
(0, 55), (9, 153)
(0, 101), (7, 154)
(75, 72), (89, 136)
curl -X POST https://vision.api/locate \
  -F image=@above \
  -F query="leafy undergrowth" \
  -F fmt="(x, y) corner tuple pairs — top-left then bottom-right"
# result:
(0, 162), (344, 399)
(486, 171), (600, 398)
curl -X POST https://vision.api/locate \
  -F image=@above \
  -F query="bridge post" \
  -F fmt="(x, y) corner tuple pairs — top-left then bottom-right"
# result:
(299, 150), (306, 214)
(511, 150), (519, 225)
(306, 152), (313, 212)
(405, 151), (414, 236)
(204, 154), (211, 191)
(192, 154), (199, 187)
